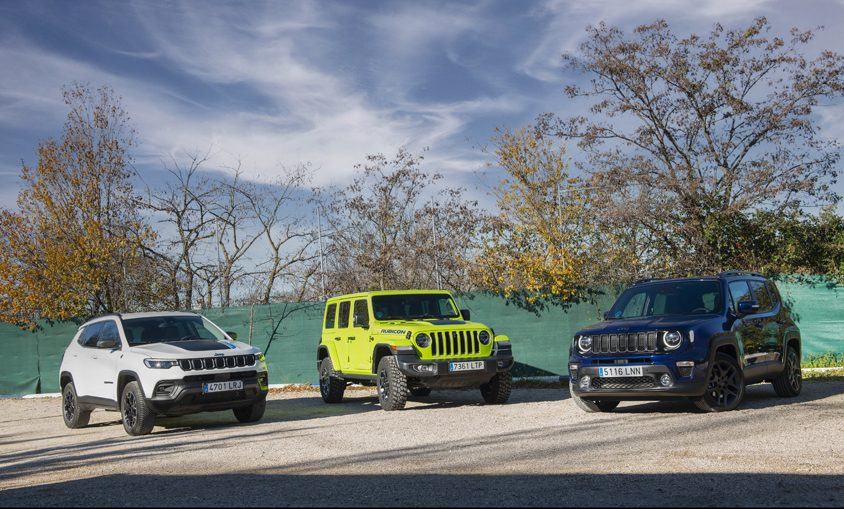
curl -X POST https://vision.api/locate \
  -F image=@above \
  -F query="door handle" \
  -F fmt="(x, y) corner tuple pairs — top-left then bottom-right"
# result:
(91, 354), (98, 359)
(754, 322), (764, 327)
(776, 319), (785, 325)
(334, 337), (341, 341)
(348, 337), (356, 341)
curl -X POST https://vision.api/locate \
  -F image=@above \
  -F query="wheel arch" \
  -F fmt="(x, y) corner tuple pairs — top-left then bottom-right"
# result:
(371, 344), (395, 374)
(708, 335), (741, 365)
(60, 371), (74, 390)
(317, 343), (340, 372)
(116, 370), (144, 401)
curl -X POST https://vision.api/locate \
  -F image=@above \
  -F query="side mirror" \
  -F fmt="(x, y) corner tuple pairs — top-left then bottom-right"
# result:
(96, 338), (117, 349)
(226, 331), (238, 340)
(353, 312), (369, 328)
(737, 300), (760, 315)
(460, 309), (471, 321)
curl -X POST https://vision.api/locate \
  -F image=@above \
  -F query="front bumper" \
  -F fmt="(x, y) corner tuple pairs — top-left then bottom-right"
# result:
(394, 348), (514, 389)
(145, 370), (269, 416)
(569, 362), (708, 399)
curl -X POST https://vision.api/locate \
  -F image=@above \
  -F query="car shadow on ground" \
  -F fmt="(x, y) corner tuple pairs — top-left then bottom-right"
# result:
(1, 473), (841, 507)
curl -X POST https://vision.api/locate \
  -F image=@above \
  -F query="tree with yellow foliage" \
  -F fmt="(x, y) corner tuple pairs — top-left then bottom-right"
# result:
(0, 83), (163, 329)
(473, 125), (592, 302)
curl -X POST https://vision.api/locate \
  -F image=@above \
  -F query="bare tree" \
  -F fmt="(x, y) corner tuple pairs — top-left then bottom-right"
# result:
(539, 18), (844, 274)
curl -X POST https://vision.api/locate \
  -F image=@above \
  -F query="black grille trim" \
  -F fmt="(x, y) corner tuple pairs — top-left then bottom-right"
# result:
(431, 330), (482, 357)
(179, 355), (256, 372)
(591, 376), (655, 389)
(183, 370), (258, 383)
(587, 331), (664, 354)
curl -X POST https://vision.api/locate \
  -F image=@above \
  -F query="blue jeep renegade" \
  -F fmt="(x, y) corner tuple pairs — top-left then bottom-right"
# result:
(568, 271), (802, 412)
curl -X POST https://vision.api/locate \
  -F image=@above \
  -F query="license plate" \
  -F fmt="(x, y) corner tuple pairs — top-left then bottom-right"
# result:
(599, 366), (644, 377)
(449, 361), (484, 372)
(203, 380), (243, 393)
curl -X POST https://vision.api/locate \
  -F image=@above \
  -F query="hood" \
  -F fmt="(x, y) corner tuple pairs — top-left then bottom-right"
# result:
(372, 318), (478, 336)
(129, 339), (252, 357)
(577, 316), (713, 335)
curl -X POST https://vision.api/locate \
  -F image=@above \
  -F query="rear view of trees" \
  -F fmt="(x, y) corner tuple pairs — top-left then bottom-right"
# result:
(0, 83), (161, 328)
(539, 17), (844, 279)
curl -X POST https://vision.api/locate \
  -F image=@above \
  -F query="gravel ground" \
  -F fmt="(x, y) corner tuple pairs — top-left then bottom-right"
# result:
(1, 382), (843, 507)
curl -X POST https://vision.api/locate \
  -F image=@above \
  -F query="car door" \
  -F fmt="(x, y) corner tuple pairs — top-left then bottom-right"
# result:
(88, 320), (123, 401)
(335, 300), (353, 372)
(72, 322), (104, 398)
(351, 298), (372, 372)
(727, 280), (766, 381)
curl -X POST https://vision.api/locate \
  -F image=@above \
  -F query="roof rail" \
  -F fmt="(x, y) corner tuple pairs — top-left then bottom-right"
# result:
(718, 271), (765, 278)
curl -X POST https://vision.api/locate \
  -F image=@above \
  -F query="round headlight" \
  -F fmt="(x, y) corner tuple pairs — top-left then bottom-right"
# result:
(479, 331), (491, 345)
(415, 333), (431, 348)
(663, 331), (682, 350)
(577, 335), (592, 353)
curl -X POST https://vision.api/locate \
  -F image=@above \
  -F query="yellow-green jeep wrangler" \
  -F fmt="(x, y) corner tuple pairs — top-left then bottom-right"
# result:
(316, 290), (514, 410)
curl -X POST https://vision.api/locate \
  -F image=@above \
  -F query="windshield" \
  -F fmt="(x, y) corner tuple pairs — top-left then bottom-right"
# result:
(371, 294), (461, 320)
(608, 281), (723, 319)
(122, 315), (228, 344)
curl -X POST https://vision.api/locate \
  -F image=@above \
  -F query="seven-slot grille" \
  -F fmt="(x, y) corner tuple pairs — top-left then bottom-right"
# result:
(430, 330), (482, 357)
(179, 354), (256, 371)
(588, 332), (659, 354)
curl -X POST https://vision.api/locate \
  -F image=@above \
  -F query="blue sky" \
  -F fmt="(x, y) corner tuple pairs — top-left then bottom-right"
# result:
(2, 0), (844, 209)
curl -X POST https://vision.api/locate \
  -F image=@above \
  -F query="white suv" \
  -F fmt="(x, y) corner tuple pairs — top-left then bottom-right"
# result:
(59, 311), (269, 436)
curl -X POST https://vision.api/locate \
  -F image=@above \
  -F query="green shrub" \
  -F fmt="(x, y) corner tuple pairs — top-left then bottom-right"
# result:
(803, 350), (844, 368)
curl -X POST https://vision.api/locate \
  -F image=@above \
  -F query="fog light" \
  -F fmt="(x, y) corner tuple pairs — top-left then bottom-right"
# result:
(497, 360), (506, 368)
(660, 374), (672, 386)
(579, 375), (590, 389)
(414, 364), (435, 373)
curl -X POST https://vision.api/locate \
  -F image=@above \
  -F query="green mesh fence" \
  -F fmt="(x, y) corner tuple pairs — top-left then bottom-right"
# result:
(1, 278), (842, 395)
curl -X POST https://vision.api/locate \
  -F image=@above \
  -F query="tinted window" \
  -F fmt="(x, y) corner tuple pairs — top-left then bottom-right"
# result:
(354, 299), (369, 327)
(324, 303), (337, 329)
(371, 294), (460, 320)
(98, 321), (121, 347)
(79, 322), (104, 348)
(121, 315), (226, 344)
(608, 281), (722, 318)
(337, 301), (351, 329)
(750, 281), (773, 312)
(728, 281), (753, 312)
(765, 281), (780, 305)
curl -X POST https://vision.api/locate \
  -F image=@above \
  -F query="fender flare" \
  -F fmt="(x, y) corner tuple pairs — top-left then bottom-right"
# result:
(116, 370), (146, 402)
(317, 343), (342, 373)
(706, 335), (742, 366)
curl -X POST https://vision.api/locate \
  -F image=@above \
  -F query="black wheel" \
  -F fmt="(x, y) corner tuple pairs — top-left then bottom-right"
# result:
(569, 382), (620, 412)
(693, 353), (746, 412)
(480, 370), (512, 404)
(772, 346), (802, 397)
(121, 381), (155, 436)
(62, 382), (91, 429)
(409, 387), (432, 397)
(376, 356), (407, 411)
(319, 357), (345, 404)
(233, 399), (266, 423)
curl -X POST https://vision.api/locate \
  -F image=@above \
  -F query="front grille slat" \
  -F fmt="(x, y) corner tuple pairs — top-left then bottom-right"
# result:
(588, 331), (663, 354)
(427, 329), (488, 358)
(178, 355), (257, 372)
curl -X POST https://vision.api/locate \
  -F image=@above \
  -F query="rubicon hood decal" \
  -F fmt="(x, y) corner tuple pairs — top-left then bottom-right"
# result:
(378, 329), (408, 335)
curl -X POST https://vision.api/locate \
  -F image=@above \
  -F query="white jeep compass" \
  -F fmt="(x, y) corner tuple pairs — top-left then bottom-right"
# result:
(59, 311), (269, 436)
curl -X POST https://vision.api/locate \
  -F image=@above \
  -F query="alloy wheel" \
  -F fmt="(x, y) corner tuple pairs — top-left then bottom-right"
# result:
(707, 359), (742, 407)
(786, 349), (801, 392)
(378, 367), (390, 402)
(123, 391), (137, 429)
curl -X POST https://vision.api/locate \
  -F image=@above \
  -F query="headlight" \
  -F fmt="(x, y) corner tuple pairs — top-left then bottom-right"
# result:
(479, 331), (491, 345)
(143, 359), (179, 369)
(254, 351), (265, 362)
(577, 335), (592, 353)
(416, 333), (431, 348)
(663, 331), (683, 350)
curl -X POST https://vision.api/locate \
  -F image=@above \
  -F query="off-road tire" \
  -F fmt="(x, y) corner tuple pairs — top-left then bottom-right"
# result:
(569, 382), (620, 412)
(319, 357), (345, 404)
(693, 353), (746, 412)
(376, 356), (407, 411)
(62, 382), (91, 429)
(121, 381), (155, 436)
(772, 346), (802, 398)
(480, 370), (512, 404)
(233, 398), (266, 423)
(409, 387), (432, 397)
